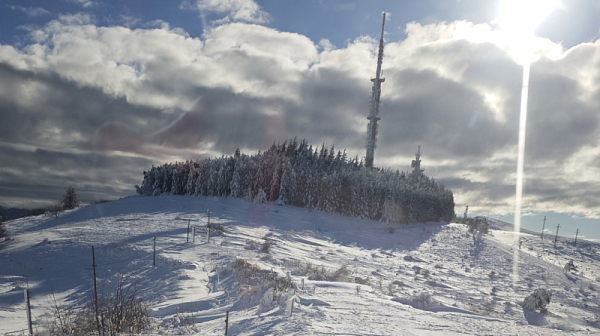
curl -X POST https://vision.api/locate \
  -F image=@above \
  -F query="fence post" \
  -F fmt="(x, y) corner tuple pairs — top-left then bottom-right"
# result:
(192, 227), (196, 243)
(24, 286), (33, 336)
(574, 229), (579, 246)
(541, 215), (546, 239)
(225, 310), (229, 336)
(92, 246), (100, 334)
(187, 219), (190, 243)
(153, 236), (156, 267)
(207, 209), (211, 244)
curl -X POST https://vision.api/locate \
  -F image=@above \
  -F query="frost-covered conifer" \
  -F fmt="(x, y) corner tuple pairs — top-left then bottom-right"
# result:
(185, 164), (196, 195)
(230, 161), (243, 198)
(137, 139), (455, 224)
(62, 186), (80, 210)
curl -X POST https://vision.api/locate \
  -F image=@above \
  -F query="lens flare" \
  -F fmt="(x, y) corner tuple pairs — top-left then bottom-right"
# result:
(495, 0), (558, 289)
(497, 0), (559, 35)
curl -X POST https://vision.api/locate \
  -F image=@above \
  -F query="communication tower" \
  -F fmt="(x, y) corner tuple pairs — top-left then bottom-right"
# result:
(411, 145), (424, 175)
(365, 13), (387, 168)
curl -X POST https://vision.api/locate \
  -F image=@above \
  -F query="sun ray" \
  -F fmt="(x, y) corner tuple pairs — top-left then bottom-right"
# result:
(495, 0), (558, 289)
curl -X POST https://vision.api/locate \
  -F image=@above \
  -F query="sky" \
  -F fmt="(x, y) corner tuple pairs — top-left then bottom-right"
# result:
(0, 0), (599, 240)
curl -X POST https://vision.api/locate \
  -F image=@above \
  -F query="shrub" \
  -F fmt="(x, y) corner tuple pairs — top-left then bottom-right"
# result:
(27, 208), (47, 217)
(466, 217), (488, 237)
(563, 260), (577, 274)
(522, 288), (551, 313)
(328, 265), (350, 282)
(95, 276), (150, 334)
(207, 222), (224, 236)
(230, 258), (293, 307)
(304, 263), (328, 281)
(45, 294), (79, 335)
(233, 258), (260, 285)
(387, 283), (396, 296)
(43, 276), (150, 335)
(412, 292), (435, 308)
(260, 238), (273, 253)
(354, 277), (370, 285)
(483, 299), (494, 315)
(48, 203), (63, 218)
(244, 239), (260, 250)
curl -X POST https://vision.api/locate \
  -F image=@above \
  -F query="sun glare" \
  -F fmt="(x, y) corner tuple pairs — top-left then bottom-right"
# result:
(498, 0), (559, 289)
(497, 0), (559, 36)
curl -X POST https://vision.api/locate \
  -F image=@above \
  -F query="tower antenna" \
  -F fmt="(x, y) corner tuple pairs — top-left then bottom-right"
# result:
(411, 145), (424, 175)
(365, 12), (386, 168)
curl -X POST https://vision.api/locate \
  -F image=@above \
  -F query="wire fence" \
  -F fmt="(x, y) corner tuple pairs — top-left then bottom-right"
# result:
(0, 209), (250, 335)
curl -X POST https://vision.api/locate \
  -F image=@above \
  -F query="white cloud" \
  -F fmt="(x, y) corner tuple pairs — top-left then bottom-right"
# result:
(57, 13), (94, 25)
(6, 5), (50, 17)
(181, 0), (270, 24)
(69, 0), (97, 8)
(1, 18), (600, 218)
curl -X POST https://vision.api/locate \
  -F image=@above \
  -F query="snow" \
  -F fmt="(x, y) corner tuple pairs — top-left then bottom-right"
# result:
(1, 195), (599, 335)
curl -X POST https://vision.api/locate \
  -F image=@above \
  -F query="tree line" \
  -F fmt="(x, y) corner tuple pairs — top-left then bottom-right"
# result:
(136, 139), (455, 224)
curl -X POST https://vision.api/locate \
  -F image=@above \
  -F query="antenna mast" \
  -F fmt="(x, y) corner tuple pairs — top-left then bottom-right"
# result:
(411, 145), (424, 175)
(365, 12), (386, 168)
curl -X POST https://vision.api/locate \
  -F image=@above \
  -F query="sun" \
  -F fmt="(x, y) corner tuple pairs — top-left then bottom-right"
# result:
(495, 0), (559, 64)
(496, 0), (559, 36)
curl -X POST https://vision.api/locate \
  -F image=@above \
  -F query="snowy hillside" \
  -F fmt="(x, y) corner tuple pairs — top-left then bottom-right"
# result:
(1, 196), (599, 335)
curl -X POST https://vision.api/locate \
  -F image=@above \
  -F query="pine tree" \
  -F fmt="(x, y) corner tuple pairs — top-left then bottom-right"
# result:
(162, 166), (171, 194)
(136, 139), (455, 224)
(152, 167), (162, 195)
(62, 186), (80, 210)
(278, 164), (296, 204)
(230, 159), (243, 198)
(185, 163), (196, 195)
(194, 170), (203, 196)
(170, 169), (181, 194)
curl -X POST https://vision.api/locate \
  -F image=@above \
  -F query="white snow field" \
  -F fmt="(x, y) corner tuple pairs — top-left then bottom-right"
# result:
(1, 195), (599, 335)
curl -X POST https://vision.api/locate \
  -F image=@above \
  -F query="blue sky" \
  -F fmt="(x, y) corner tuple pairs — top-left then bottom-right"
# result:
(3, 1), (599, 48)
(0, 0), (599, 241)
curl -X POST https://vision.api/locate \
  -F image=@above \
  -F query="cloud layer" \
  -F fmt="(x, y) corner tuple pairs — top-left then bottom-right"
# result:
(0, 15), (599, 218)
(181, 0), (270, 24)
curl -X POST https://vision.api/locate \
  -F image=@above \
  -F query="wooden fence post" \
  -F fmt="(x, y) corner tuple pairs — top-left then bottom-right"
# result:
(153, 236), (156, 267)
(207, 209), (211, 244)
(92, 246), (100, 334)
(24, 287), (33, 335)
(187, 219), (190, 243)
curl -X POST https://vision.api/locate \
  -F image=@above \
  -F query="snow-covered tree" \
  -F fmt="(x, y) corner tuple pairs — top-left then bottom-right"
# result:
(136, 139), (455, 224)
(254, 188), (267, 204)
(522, 288), (551, 313)
(62, 186), (80, 210)
(185, 163), (196, 195)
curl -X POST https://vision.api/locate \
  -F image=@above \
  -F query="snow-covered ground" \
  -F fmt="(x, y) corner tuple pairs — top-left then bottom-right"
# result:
(1, 195), (599, 335)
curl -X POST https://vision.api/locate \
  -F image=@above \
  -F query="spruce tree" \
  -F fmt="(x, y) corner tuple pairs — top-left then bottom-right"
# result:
(0, 215), (6, 239)
(136, 139), (455, 224)
(62, 186), (80, 210)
